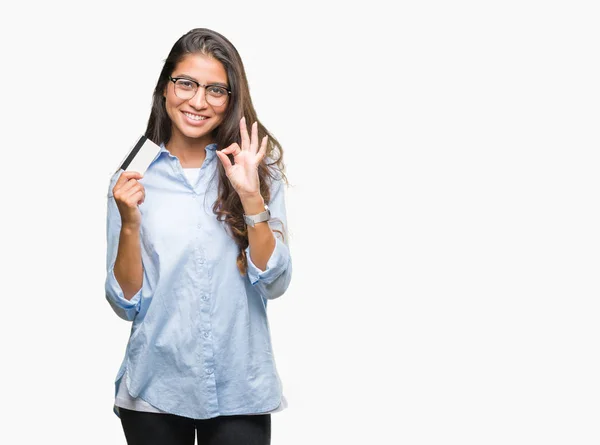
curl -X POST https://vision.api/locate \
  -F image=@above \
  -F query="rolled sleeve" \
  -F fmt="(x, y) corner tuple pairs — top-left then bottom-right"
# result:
(104, 170), (143, 321)
(244, 173), (293, 300)
(246, 236), (291, 286)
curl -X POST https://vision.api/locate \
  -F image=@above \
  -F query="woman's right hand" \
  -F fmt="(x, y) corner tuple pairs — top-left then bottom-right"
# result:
(112, 171), (145, 227)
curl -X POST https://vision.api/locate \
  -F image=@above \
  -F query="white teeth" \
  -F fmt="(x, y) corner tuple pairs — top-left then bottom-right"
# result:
(184, 112), (207, 121)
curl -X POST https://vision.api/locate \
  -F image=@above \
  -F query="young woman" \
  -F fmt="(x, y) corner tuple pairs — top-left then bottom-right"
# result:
(105, 28), (292, 445)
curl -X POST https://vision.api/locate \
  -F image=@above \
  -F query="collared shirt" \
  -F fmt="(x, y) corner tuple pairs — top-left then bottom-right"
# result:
(105, 142), (292, 419)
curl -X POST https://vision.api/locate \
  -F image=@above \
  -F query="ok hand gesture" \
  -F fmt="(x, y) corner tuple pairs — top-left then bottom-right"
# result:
(216, 117), (267, 199)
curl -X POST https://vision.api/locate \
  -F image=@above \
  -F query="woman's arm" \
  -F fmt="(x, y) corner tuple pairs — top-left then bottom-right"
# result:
(242, 176), (293, 300)
(105, 170), (146, 320)
(242, 194), (276, 271)
(114, 223), (143, 301)
(216, 118), (293, 300)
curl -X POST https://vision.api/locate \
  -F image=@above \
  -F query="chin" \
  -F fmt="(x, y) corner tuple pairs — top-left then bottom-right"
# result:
(177, 123), (213, 140)
(182, 129), (208, 139)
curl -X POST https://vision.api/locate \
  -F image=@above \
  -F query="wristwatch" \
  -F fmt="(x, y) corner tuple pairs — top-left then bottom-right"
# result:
(243, 205), (271, 227)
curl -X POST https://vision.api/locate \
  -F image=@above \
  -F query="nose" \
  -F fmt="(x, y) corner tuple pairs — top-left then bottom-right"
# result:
(189, 86), (208, 109)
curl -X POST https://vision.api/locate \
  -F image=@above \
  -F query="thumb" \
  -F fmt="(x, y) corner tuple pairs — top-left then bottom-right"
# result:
(216, 149), (233, 171)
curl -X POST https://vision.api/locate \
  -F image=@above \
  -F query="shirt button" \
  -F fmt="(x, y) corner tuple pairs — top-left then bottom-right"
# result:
(203, 331), (210, 339)
(201, 294), (209, 301)
(198, 258), (205, 265)
(205, 368), (214, 375)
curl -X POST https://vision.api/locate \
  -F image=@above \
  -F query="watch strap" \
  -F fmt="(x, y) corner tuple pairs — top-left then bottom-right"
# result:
(243, 205), (270, 227)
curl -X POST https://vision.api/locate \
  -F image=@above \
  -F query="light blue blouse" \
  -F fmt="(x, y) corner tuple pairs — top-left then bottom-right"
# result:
(105, 142), (292, 419)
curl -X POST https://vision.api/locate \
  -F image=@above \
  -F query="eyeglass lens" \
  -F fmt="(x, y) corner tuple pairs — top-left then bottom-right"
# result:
(173, 79), (228, 106)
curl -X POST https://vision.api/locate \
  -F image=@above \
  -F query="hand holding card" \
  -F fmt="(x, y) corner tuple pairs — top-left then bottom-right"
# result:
(112, 171), (145, 226)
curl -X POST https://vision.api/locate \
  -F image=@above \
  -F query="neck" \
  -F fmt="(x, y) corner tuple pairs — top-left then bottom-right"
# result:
(166, 131), (213, 168)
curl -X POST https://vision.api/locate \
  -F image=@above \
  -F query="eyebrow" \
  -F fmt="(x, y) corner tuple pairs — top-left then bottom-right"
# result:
(174, 74), (229, 88)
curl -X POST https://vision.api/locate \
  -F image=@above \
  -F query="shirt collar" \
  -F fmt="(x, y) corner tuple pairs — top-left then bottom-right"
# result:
(159, 142), (218, 159)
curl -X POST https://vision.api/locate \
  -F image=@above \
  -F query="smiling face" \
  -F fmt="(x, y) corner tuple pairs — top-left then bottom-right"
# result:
(163, 53), (229, 147)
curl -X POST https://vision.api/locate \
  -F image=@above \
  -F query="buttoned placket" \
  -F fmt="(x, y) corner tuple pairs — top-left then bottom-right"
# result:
(195, 227), (218, 414)
(188, 156), (218, 415)
(168, 150), (220, 415)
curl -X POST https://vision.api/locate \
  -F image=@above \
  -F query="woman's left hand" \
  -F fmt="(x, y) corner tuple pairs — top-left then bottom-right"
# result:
(216, 117), (267, 199)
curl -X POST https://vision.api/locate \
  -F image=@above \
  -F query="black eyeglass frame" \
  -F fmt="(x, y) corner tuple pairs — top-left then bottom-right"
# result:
(168, 76), (232, 99)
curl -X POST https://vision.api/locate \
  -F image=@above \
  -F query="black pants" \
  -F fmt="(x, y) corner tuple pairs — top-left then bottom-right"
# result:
(119, 407), (271, 445)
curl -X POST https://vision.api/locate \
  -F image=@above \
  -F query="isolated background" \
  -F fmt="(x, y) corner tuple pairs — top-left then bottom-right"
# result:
(0, 1), (598, 444)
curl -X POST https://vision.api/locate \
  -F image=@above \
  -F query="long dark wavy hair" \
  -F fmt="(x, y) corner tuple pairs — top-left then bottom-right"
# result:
(144, 28), (287, 275)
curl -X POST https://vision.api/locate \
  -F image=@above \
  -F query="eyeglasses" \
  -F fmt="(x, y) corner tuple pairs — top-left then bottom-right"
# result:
(168, 76), (231, 107)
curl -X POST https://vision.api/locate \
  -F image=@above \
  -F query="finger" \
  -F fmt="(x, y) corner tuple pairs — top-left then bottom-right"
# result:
(216, 149), (233, 172)
(135, 184), (145, 205)
(114, 171), (143, 193)
(116, 183), (144, 206)
(256, 135), (268, 163)
(124, 190), (144, 207)
(120, 170), (143, 180)
(251, 121), (259, 154)
(222, 143), (241, 156)
(136, 189), (145, 206)
(115, 170), (143, 187)
(239, 116), (250, 151)
(129, 185), (145, 205)
(115, 178), (141, 196)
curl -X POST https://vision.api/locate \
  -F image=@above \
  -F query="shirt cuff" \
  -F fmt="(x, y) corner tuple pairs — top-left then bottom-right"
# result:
(245, 237), (290, 286)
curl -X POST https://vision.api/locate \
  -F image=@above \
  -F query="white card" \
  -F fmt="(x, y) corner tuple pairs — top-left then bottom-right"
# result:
(115, 135), (162, 175)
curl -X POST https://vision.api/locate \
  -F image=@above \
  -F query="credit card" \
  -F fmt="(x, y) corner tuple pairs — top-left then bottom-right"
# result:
(115, 135), (162, 175)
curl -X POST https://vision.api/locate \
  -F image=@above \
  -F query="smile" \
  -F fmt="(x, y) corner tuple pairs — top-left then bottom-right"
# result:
(183, 112), (208, 121)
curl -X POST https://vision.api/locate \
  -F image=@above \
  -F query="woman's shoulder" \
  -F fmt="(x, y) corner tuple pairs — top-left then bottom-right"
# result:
(107, 169), (125, 198)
